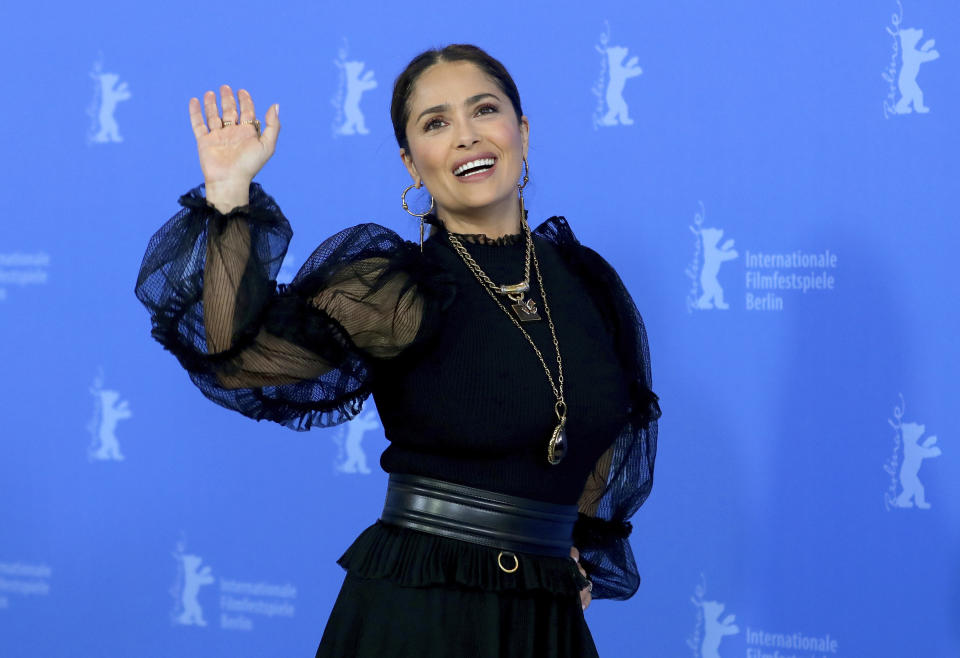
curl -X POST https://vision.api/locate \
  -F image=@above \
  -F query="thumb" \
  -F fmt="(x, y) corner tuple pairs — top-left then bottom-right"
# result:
(261, 103), (281, 150)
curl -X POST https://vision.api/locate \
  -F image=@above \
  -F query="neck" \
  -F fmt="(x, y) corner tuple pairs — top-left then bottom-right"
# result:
(435, 194), (523, 239)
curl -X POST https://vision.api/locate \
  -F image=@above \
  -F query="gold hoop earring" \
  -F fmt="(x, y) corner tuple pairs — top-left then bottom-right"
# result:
(401, 183), (435, 252)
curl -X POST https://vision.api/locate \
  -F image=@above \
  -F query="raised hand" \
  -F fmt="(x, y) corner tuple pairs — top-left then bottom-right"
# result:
(188, 85), (280, 212)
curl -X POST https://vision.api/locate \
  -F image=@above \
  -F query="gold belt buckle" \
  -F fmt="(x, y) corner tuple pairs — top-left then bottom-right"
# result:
(497, 551), (519, 574)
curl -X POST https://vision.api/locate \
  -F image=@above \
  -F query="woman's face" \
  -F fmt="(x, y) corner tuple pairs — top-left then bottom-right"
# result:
(400, 60), (529, 223)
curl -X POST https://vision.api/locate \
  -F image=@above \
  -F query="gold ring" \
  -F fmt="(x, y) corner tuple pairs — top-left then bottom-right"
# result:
(242, 119), (261, 138)
(222, 120), (234, 127)
(497, 551), (519, 574)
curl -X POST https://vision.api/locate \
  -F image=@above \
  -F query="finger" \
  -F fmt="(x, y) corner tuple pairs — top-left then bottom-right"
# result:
(188, 97), (208, 140)
(220, 84), (239, 124)
(238, 89), (261, 140)
(238, 88), (255, 123)
(203, 90), (221, 130)
(575, 561), (587, 579)
(260, 103), (281, 151)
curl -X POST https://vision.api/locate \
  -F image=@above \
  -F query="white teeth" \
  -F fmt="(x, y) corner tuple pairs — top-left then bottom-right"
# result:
(461, 169), (488, 177)
(453, 158), (496, 176)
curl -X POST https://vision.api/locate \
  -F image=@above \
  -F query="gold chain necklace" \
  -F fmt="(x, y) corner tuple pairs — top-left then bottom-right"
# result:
(449, 228), (539, 321)
(447, 218), (568, 465)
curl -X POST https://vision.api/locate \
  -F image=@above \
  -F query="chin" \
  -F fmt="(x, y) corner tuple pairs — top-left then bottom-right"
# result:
(448, 187), (513, 213)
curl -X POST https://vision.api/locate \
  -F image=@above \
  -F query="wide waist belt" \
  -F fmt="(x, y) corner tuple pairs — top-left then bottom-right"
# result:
(380, 473), (578, 559)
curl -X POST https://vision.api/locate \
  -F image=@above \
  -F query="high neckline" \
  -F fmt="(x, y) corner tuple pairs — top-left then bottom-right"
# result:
(425, 213), (525, 247)
(449, 231), (524, 246)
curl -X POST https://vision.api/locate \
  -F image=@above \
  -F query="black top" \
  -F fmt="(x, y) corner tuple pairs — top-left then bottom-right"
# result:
(135, 181), (660, 600)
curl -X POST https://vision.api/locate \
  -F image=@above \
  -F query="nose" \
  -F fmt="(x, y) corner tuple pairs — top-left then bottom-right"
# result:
(455, 120), (480, 149)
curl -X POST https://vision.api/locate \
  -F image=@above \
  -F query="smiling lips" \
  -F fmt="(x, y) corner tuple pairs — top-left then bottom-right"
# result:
(452, 155), (497, 179)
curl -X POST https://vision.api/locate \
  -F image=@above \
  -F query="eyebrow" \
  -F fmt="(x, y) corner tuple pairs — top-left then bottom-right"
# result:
(415, 93), (502, 124)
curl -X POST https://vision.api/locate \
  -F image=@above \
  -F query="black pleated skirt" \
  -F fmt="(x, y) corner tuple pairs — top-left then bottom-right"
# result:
(315, 520), (599, 658)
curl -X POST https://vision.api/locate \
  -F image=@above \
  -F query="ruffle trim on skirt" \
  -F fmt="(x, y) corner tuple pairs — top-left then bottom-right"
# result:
(337, 520), (590, 597)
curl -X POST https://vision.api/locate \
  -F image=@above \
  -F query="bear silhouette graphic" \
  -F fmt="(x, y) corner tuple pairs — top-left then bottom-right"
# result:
(598, 45), (642, 126)
(91, 72), (131, 143)
(337, 61), (377, 135)
(695, 227), (738, 310)
(895, 28), (940, 114)
(177, 554), (214, 626)
(699, 599), (739, 658)
(90, 387), (132, 461)
(894, 421), (941, 509)
(335, 407), (379, 474)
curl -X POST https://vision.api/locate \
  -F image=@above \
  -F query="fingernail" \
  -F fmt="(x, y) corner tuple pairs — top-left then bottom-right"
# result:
(276, 104), (280, 118)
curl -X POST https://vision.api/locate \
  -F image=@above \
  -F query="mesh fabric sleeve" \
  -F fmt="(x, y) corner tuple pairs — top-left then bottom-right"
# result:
(134, 181), (452, 430)
(534, 217), (660, 601)
(572, 245), (660, 600)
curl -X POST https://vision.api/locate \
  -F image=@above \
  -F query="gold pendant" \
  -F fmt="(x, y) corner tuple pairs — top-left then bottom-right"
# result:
(547, 419), (567, 465)
(509, 293), (541, 322)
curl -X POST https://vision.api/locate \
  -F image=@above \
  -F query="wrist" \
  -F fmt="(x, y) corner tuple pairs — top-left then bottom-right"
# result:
(204, 179), (252, 214)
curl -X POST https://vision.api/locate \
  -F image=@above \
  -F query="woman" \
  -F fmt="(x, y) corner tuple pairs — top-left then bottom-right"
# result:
(136, 44), (659, 657)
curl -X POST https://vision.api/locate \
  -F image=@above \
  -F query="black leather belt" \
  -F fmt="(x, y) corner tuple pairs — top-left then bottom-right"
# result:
(380, 473), (578, 563)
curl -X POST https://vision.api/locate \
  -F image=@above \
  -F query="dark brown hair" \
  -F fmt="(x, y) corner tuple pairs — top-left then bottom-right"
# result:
(390, 44), (524, 153)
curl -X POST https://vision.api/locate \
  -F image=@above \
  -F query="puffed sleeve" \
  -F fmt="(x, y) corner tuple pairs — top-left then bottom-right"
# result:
(533, 217), (661, 601)
(134, 181), (454, 430)
(572, 244), (660, 600)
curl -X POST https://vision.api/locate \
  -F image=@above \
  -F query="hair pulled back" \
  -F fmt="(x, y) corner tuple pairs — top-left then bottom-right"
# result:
(390, 44), (524, 154)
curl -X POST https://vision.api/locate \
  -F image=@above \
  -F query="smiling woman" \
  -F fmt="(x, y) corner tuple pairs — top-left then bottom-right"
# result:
(393, 49), (530, 240)
(135, 43), (659, 658)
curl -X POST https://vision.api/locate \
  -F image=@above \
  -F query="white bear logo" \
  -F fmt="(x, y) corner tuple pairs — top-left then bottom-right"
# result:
(334, 56), (377, 136)
(892, 421), (942, 509)
(885, 395), (942, 510)
(174, 552), (214, 627)
(695, 227), (738, 310)
(87, 371), (132, 462)
(596, 43), (642, 127)
(687, 205), (739, 312)
(699, 599), (739, 658)
(894, 27), (939, 114)
(334, 406), (379, 474)
(687, 575), (739, 658)
(687, 204), (739, 312)
(89, 67), (131, 143)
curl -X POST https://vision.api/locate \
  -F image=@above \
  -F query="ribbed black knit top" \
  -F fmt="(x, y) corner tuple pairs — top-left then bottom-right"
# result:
(135, 181), (660, 600)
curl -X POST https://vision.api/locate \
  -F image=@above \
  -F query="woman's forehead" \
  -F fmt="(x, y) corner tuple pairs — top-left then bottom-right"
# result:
(408, 61), (499, 109)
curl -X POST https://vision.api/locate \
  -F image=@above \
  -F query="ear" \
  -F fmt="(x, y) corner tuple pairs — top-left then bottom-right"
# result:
(519, 115), (530, 160)
(399, 148), (421, 186)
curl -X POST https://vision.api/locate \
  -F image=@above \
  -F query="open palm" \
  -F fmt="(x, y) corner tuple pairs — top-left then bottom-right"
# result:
(189, 84), (280, 187)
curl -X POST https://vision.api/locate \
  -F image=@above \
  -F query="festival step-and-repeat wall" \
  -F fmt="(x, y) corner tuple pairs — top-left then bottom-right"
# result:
(2, 1), (958, 656)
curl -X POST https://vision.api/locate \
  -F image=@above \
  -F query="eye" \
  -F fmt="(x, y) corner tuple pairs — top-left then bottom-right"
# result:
(475, 104), (498, 116)
(423, 116), (446, 132)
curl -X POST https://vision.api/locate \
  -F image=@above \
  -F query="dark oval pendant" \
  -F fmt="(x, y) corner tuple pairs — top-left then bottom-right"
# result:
(547, 424), (567, 465)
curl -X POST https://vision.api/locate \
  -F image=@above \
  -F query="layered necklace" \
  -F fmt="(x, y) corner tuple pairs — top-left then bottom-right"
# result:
(447, 209), (568, 466)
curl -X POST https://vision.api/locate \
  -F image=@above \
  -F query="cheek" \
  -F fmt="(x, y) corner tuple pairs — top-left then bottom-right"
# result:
(494, 122), (524, 154)
(410, 141), (448, 178)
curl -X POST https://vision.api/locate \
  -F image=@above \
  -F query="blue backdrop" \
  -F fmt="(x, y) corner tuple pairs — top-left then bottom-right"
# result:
(2, 1), (958, 656)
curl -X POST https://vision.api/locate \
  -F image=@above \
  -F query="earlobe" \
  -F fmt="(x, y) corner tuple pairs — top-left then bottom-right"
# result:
(520, 116), (530, 159)
(400, 148), (420, 184)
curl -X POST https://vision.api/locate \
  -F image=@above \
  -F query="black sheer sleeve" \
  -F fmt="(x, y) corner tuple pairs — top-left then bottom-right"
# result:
(134, 182), (454, 430)
(535, 217), (661, 601)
